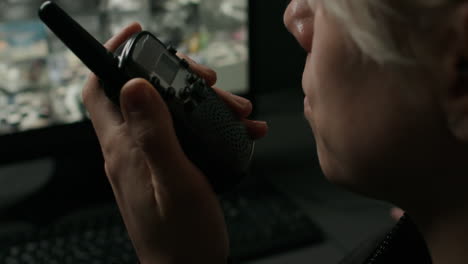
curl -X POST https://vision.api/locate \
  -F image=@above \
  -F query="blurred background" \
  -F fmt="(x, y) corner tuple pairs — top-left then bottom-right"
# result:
(0, 0), (249, 134)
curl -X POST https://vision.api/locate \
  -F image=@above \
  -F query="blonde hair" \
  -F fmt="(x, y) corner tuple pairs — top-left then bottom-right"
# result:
(311, 0), (465, 65)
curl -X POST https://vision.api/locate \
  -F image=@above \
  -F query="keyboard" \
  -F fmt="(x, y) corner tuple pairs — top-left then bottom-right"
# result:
(221, 184), (323, 261)
(0, 184), (323, 263)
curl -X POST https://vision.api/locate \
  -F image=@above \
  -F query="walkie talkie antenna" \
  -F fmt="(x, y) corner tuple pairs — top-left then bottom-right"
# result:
(38, 1), (126, 88)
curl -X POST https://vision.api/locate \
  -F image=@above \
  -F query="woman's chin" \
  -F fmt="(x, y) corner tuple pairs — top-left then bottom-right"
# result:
(318, 152), (388, 200)
(318, 155), (344, 185)
(316, 144), (344, 184)
(317, 147), (363, 194)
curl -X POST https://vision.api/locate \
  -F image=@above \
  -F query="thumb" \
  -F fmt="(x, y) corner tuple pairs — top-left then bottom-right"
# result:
(120, 78), (216, 194)
(120, 78), (186, 170)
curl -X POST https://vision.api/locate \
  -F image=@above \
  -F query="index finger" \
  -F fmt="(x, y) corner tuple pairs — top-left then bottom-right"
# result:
(104, 23), (143, 51)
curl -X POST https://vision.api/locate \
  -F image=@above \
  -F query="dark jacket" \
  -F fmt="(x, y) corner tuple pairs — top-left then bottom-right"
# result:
(339, 214), (432, 264)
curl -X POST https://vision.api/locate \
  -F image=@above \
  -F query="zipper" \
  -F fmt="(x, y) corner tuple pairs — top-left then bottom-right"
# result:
(366, 214), (407, 264)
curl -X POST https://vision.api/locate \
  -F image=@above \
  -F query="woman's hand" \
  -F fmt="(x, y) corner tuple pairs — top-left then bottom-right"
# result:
(82, 22), (268, 264)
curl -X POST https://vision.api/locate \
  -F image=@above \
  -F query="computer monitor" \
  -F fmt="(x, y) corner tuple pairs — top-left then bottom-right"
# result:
(0, 0), (251, 164)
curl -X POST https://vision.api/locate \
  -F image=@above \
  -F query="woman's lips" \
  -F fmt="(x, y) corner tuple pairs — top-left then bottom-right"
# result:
(304, 96), (315, 129)
(304, 96), (312, 117)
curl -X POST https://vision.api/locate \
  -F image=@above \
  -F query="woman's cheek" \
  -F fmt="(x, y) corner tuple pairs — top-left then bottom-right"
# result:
(303, 52), (361, 181)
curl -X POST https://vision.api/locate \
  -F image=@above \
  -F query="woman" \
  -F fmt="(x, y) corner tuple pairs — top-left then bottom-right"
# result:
(82, 0), (468, 263)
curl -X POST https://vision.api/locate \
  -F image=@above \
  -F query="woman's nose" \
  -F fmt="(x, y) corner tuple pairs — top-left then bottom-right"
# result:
(283, 0), (314, 53)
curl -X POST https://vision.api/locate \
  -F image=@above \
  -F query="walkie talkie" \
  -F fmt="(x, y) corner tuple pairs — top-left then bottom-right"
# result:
(38, 1), (254, 194)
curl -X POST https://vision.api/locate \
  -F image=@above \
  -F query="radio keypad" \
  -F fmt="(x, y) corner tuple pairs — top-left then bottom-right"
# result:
(166, 87), (176, 100)
(180, 59), (189, 69)
(167, 45), (177, 55)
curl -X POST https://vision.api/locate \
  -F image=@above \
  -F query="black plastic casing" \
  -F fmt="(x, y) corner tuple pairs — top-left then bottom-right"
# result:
(38, 1), (254, 194)
(112, 32), (255, 193)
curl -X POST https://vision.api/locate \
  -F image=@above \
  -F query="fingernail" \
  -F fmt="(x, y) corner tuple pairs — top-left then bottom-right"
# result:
(232, 94), (251, 108)
(252, 120), (268, 128)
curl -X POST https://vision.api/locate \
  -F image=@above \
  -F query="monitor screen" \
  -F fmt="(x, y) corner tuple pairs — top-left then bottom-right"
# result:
(0, 0), (249, 136)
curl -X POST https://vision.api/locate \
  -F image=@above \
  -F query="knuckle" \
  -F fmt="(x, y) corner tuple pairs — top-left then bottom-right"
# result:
(208, 68), (217, 80)
(104, 161), (119, 182)
(102, 148), (121, 176)
(81, 84), (92, 107)
(100, 132), (128, 178)
(103, 147), (128, 183)
(100, 133), (117, 157)
(81, 75), (97, 107)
